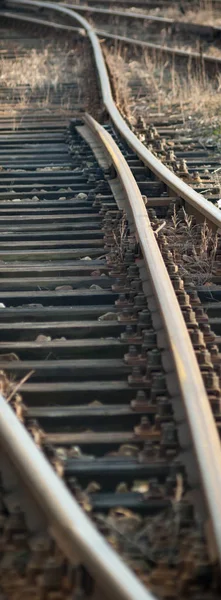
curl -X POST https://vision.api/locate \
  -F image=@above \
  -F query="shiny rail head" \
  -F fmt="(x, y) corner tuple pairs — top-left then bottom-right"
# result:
(62, 3), (221, 37)
(0, 394), (156, 600)
(0, 8), (85, 33)
(3, 0), (221, 570)
(4, 0), (221, 230)
(82, 113), (221, 568)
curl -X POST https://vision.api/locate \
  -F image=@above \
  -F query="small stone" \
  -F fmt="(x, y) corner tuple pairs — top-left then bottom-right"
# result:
(98, 312), (117, 321)
(69, 446), (82, 458)
(88, 400), (103, 406)
(85, 481), (100, 493)
(76, 192), (87, 200)
(81, 256), (92, 261)
(55, 285), (73, 291)
(0, 353), (19, 362)
(0, 303), (5, 308)
(27, 303), (43, 308)
(131, 480), (149, 493)
(35, 335), (52, 343)
(56, 447), (67, 461)
(116, 482), (128, 493)
(90, 284), (103, 290)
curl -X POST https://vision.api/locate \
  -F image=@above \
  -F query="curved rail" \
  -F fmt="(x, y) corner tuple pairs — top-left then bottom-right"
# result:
(61, 4), (221, 69)
(84, 112), (221, 563)
(55, 0), (221, 6)
(3, 0), (221, 575)
(62, 3), (221, 37)
(0, 395), (156, 600)
(7, 0), (221, 70)
(0, 8), (83, 32)
(6, 0), (221, 230)
(78, 0), (221, 5)
(94, 28), (221, 70)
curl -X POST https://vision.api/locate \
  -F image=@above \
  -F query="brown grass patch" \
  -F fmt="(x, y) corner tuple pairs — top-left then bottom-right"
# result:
(0, 38), (99, 121)
(0, 44), (82, 88)
(129, 0), (221, 26)
(104, 44), (221, 131)
(163, 208), (219, 285)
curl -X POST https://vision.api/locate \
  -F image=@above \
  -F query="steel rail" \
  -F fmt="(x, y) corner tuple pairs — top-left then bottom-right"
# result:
(0, 8), (83, 32)
(0, 395), (156, 600)
(84, 112), (221, 564)
(48, 0), (174, 6)
(3, 0), (221, 571)
(63, 3), (174, 23)
(7, 1), (221, 68)
(77, 0), (221, 4)
(94, 28), (221, 67)
(61, 2), (221, 36)
(6, 0), (221, 230)
(58, 0), (221, 6)
(61, 4), (221, 67)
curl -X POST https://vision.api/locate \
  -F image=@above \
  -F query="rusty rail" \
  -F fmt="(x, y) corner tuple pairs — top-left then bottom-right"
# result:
(6, 0), (221, 230)
(2, 0), (221, 579)
(61, 3), (221, 39)
(0, 395), (156, 600)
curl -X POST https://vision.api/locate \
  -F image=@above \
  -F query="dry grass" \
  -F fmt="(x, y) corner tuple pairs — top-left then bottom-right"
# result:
(0, 44), (78, 119)
(165, 1), (221, 26)
(105, 45), (221, 126)
(133, 0), (221, 26)
(90, 15), (221, 57)
(0, 44), (82, 88)
(67, 0), (220, 25)
(111, 212), (129, 262)
(163, 208), (219, 285)
(104, 47), (131, 116)
(105, 44), (221, 284)
(0, 39), (98, 121)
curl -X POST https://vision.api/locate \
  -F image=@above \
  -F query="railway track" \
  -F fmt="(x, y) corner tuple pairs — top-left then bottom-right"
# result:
(0, 2), (221, 599)
(60, 3), (221, 51)
(9, 0), (221, 74)
(5, 4), (221, 196)
(56, 0), (221, 9)
(104, 55), (221, 205)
